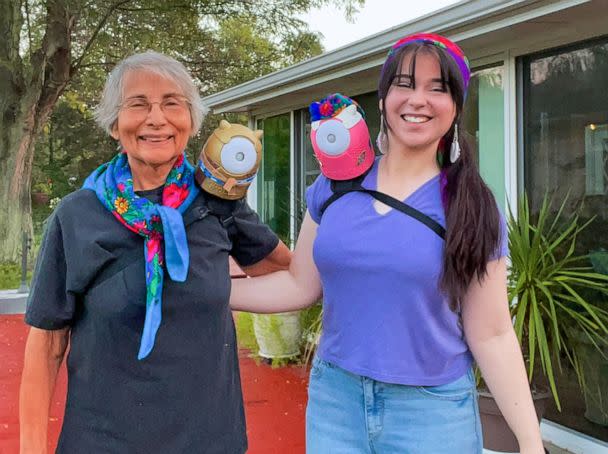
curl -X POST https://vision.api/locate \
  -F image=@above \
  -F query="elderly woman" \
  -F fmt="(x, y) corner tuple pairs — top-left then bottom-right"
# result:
(19, 51), (289, 453)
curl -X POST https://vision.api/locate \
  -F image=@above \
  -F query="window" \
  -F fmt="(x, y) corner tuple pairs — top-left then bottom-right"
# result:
(462, 65), (505, 209)
(522, 38), (608, 442)
(293, 109), (319, 233)
(256, 114), (291, 243)
(351, 92), (381, 155)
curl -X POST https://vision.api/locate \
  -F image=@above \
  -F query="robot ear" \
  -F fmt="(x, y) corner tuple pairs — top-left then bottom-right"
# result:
(344, 104), (357, 114)
(309, 102), (321, 120)
(219, 119), (231, 130)
(337, 104), (362, 129)
(254, 130), (263, 140)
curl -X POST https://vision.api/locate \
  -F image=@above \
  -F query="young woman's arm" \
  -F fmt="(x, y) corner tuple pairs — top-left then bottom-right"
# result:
(230, 212), (322, 313)
(462, 258), (545, 454)
(20, 326), (70, 454)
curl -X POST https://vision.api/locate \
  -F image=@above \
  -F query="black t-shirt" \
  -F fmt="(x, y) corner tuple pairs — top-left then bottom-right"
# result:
(25, 188), (279, 453)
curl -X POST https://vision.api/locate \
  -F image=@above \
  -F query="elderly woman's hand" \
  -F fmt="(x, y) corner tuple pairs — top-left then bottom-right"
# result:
(240, 240), (292, 277)
(20, 326), (70, 454)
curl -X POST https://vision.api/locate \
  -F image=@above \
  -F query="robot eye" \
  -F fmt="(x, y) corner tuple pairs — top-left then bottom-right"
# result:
(315, 119), (350, 156)
(220, 137), (258, 174)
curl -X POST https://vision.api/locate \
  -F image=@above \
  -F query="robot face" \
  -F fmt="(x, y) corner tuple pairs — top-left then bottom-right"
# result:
(314, 119), (350, 156)
(310, 103), (374, 180)
(220, 137), (258, 174)
(311, 104), (364, 156)
(196, 120), (263, 200)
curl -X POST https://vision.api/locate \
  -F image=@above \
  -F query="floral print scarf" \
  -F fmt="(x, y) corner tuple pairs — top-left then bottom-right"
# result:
(83, 152), (199, 359)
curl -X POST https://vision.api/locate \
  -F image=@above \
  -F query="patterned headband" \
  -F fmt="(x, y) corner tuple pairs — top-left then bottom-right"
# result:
(309, 93), (365, 122)
(382, 33), (471, 92)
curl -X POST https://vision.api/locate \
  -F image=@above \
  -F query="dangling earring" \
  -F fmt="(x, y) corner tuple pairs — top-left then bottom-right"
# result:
(376, 114), (388, 154)
(450, 124), (461, 163)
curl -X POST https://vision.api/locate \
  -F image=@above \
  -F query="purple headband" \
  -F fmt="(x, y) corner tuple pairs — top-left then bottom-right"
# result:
(381, 33), (471, 92)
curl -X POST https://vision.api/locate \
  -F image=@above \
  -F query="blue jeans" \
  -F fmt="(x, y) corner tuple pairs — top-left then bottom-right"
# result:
(306, 357), (483, 454)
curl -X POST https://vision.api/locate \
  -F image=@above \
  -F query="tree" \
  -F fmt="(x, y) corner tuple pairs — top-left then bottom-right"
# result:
(0, 0), (363, 262)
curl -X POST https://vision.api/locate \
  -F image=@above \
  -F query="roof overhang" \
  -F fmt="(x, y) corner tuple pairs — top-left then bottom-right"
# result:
(203, 0), (601, 116)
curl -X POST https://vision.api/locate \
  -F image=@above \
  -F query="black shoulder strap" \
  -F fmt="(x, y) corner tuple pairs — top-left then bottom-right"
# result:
(320, 171), (368, 215)
(319, 175), (446, 240)
(204, 195), (239, 240)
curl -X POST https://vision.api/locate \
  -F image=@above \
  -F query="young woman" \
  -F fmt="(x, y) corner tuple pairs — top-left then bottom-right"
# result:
(231, 34), (545, 453)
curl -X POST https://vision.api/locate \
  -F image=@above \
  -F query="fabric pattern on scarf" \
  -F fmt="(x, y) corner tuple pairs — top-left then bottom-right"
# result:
(83, 152), (199, 359)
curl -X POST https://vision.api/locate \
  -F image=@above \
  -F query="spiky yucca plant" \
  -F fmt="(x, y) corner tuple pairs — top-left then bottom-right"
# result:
(508, 194), (608, 410)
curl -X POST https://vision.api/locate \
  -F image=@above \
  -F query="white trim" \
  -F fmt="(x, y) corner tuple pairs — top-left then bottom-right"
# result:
(203, 0), (528, 107)
(541, 419), (608, 453)
(289, 111), (296, 247)
(0, 289), (28, 299)
(497, 9), (608, 59)
(504, 51), (518, 216)
(247, 116), (258, 212)
(204, 0), (594, 113)
(482, 419), (608, 454)
(253, 107), (297, 122)
(449, 0), (590, 43)
(210, 58), (383, 115)
(470, 51), (507, 70)
(515, 53), (525, 198)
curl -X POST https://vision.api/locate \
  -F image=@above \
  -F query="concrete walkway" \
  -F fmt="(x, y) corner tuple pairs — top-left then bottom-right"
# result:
(0, 290), (27, 315)
(0, 289), (577, 454)
(1, 313), (308, 453)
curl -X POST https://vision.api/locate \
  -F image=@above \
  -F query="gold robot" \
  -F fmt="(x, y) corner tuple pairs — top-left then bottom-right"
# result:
(196, 120), (263, 200)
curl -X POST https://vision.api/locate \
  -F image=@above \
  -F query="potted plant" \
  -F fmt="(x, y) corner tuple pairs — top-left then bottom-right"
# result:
(251, 311), (303, 360)
(571, 248), (608, 426)
(251, 217), (305, 362)
(478, 195), (608, 452)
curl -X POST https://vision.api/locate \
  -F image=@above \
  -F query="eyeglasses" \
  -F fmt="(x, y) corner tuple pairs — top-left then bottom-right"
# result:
(119, 95), (190, 117)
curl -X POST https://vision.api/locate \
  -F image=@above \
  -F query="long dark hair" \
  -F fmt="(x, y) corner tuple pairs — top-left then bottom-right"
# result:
(378, 43), (501, 312)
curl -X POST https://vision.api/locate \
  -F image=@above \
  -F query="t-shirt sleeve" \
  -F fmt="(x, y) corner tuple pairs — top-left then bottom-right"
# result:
(25, 210), (77, 330)
(304, 173), (333, 224)
(492, 209), (510, 261)
(229, 199), (280, 267)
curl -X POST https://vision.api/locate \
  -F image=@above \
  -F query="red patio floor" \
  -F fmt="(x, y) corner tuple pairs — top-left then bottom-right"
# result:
(0, 314), (308, 453)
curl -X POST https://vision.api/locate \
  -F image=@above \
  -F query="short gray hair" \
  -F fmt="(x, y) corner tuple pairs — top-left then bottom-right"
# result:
(94, 50), (208, 136)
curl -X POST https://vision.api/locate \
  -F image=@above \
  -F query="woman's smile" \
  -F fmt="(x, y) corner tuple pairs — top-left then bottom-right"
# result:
(401, 114), (432, 124)
(137, 134), (175, 144)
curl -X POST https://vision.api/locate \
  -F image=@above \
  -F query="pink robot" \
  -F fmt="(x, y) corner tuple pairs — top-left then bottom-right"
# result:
(309, 93), (374, 180)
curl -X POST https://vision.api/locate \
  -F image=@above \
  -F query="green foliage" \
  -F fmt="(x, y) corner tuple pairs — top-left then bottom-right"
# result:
(590, 249), (608, 276)
(32, 97), (115, 202)
(0, 263), (31, 290)
(300, 302), (322, 366)
(235, 311), (260, 353)
(27, 0), (359, 215)
(19, 0), (361, 100)
(507, 194), (608, 410)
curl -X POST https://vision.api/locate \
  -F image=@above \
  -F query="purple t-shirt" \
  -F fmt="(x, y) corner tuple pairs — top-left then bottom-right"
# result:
(305, 157), (508, 386)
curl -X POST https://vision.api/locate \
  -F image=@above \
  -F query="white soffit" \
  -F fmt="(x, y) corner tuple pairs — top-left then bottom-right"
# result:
(203, 0), (592, 114)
